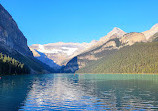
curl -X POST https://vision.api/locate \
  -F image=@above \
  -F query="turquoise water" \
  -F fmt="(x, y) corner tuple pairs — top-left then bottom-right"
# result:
(0, 74), (158, 110)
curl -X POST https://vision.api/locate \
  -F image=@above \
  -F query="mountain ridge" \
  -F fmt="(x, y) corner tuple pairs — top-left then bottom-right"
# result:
(29, 40), (98, 67)
(61, 23), (158, 73)
(143, 23), (158, 40)
(77, 42), (158, 73)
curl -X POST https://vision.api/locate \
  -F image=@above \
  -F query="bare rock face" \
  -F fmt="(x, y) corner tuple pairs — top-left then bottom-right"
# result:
(105, 41), (116, 47)
(100, 27), (126, 41)
(85, 27), (126, 52)
(121, 32), (146, 45)
(0, 4), (32, 56)
(143, 24), (158, 40)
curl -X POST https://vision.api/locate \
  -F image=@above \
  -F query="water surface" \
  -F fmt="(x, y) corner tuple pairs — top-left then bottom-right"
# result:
(0, 74), (158, 110)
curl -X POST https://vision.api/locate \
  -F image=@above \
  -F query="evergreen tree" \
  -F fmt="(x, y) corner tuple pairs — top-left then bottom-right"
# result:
(0, 53), (30, 75)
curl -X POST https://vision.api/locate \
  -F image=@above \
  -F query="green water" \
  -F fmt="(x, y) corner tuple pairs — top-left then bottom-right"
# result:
(0, 74), (158, 110)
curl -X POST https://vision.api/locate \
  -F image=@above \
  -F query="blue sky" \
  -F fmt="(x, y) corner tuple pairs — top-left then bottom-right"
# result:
(1, 0), (158, 46)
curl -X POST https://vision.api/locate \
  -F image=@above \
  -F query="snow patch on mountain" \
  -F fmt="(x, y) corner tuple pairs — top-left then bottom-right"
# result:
(62, 47), (78, 56)
(37, 45), (78, 56)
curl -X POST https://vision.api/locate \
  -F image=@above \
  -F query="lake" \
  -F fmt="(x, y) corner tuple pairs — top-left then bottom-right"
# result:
(0, 74), (158, 110)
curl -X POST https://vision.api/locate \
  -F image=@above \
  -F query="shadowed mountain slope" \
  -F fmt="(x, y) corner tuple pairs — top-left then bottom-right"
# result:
(0, 4), (56, 74)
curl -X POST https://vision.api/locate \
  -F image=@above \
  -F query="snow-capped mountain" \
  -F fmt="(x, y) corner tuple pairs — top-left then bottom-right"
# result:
(29, 41), (97, 67)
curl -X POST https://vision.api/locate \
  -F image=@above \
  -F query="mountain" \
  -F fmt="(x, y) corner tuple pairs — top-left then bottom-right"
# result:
(62, 24), (158, 73)
(120, 32), (146, 46)
(143, 24), (158, 40)
(100, 27), (126, 41)
(148, 32), (158, 42)
(0, 4), (32, 56)
(30, 41), (97, 67)
(61, 27), (126, 72)
(77, 42), (158, 73)
(2, 1), (157, 74)
(84, 27), (126, 52)
(61, 39), (118, 73)
(0, 4), (56, 74)
(30, 48), (61, 71)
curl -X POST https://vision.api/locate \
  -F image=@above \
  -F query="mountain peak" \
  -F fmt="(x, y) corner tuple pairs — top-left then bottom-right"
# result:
(98, 27), (126, 43)
(111, 27), (125, 33)
(106, 27), (126, 38)
(112, 27), (122, 31)
(142, 23), (158, 40)
(150, 23), (158, 30)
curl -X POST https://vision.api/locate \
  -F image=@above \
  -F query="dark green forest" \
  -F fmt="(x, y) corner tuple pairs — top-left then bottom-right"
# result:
(77, 41), (158, 74)
(0, 53), (30, 75)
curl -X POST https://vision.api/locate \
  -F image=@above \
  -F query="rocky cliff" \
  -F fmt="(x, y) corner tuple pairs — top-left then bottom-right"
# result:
(85, 27), (126, 52)
(0, 4), (56, 74)
(0, 4), (32, 56)
(120, 32), (146, 46)
(143, 24), (158, 40)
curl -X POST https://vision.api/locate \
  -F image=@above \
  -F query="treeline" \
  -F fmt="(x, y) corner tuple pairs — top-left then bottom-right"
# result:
(0, 53), (30, 75)
(77, 42), (158, 74)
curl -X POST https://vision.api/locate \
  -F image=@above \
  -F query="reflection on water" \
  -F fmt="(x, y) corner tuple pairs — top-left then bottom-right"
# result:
(0, 74), (158, 110)
(0, 75), (33, 111)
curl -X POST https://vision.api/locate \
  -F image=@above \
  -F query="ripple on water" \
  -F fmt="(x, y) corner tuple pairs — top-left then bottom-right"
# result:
(1, 74), (158, 110)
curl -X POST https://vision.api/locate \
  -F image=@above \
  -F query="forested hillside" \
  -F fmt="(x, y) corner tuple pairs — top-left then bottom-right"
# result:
(77, 42), (158, 73)
(0, 53), (30, 75)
